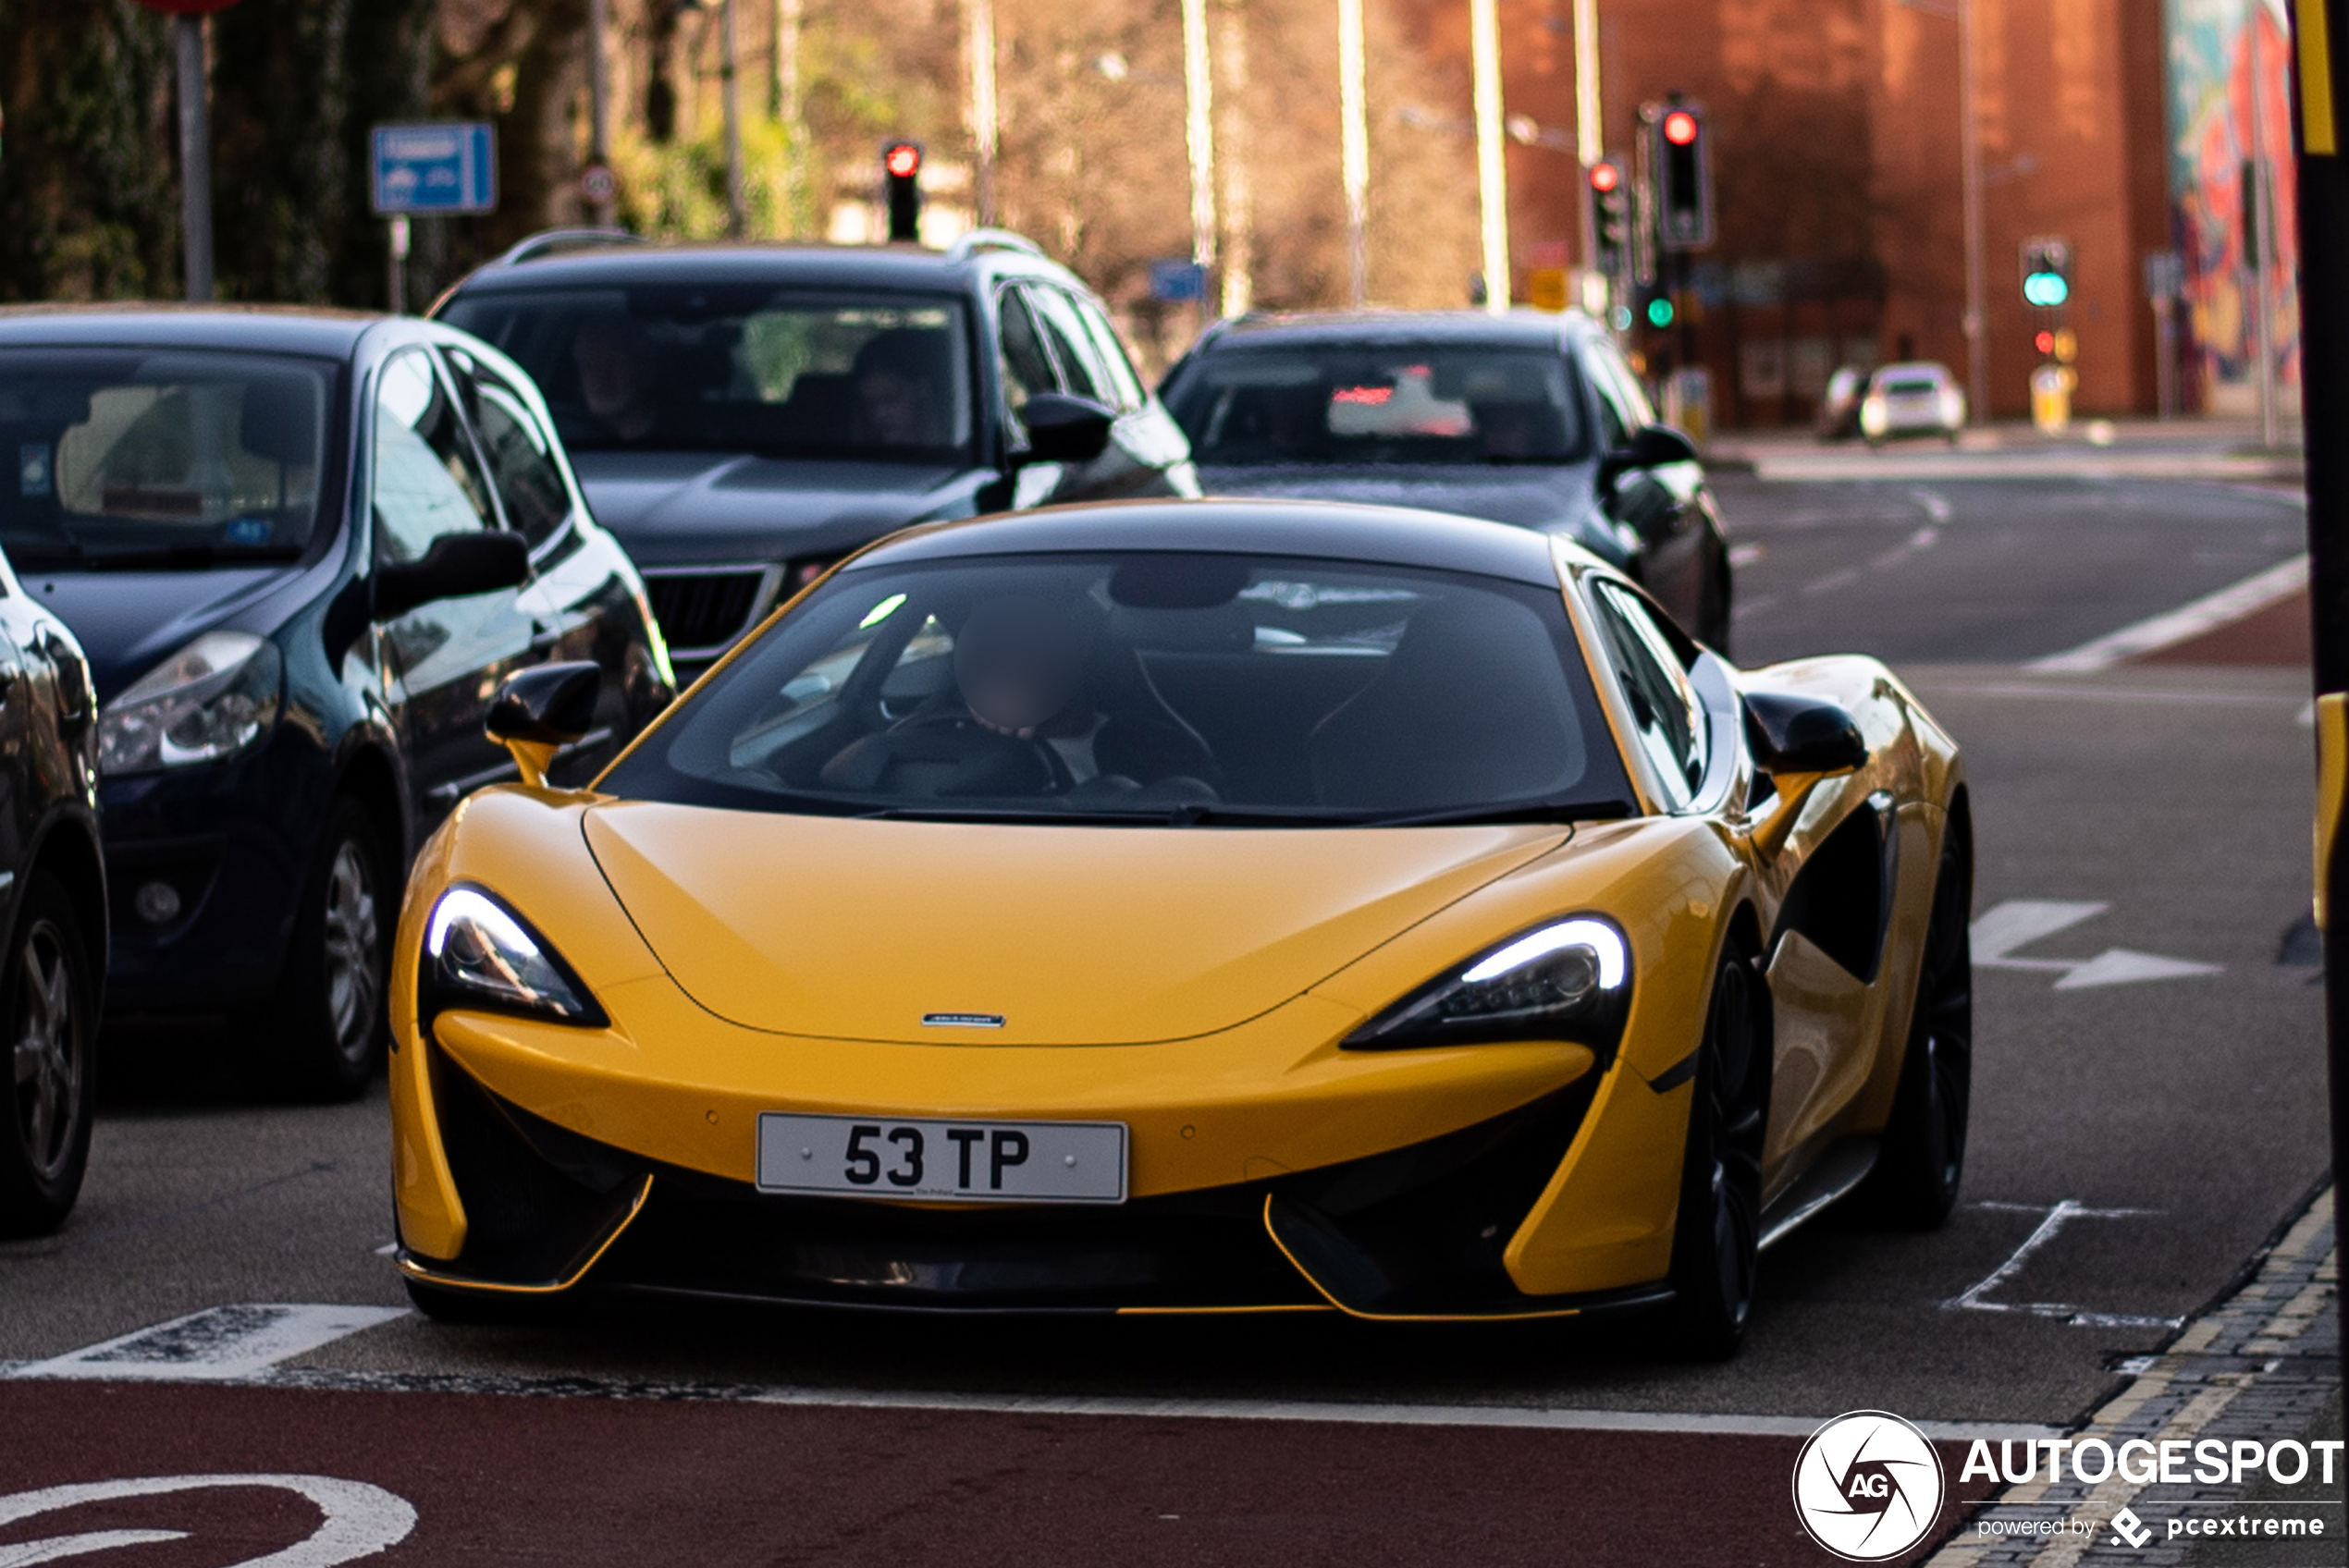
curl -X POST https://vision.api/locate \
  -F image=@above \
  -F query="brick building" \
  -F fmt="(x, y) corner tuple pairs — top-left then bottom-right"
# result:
(1403, 0), (2175, 424)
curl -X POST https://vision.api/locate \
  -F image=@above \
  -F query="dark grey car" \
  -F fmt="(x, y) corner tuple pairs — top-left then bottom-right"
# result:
(1159, 311), (1732, 649)
(435, 231), (1199, 677)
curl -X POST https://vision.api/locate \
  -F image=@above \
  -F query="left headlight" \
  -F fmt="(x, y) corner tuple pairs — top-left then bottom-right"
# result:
(422, 886), (605, 1026)
(97, 630), (281, 776)
(1343, 916), (1631, 1054)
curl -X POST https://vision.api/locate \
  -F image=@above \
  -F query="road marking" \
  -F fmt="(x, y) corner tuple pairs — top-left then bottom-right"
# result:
(1804, 567), (1862, 595)
(1732, 594), (1778, 621)
(1873, 526), (1941, 570)
(1728, 543), (1766, 567)
(2029, 555), (2308, 672)
(9, 1305), (407, 1382)
(1972, 900), (2220, 989)
(1911, 487), (1953, 523)
(1944, 1200), (2180, 1329)
(0, 1475), (414, 1567)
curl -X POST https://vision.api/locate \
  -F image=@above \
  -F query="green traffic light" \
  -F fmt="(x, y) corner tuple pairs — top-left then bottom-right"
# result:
(1646, 298), (1675, 328)
(2023, 273), (2070, 307)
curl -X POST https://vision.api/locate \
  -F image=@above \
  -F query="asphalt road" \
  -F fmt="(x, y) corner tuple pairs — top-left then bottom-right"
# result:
(0, 468), (2325, 1566)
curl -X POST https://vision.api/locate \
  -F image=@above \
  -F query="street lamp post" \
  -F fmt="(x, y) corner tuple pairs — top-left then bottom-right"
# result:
(1337, 0), (1370, 307)
(586, 0), (615, 227)
(1470, 0), (1510, 313)
(137, 0), (243, 300)
(966, 0), (998, 227)
(1182, 0), (1219, 317)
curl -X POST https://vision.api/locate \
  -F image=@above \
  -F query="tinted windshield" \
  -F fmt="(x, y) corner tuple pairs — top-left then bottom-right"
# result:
(439, 287), (975, 462)
(602, 550), (1634, 825)
(1165, 346), (1590, 467)
(0, 349), (334, 566)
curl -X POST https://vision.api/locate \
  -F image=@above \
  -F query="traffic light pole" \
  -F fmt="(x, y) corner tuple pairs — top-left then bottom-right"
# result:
(2292, 0), (2349, 1522)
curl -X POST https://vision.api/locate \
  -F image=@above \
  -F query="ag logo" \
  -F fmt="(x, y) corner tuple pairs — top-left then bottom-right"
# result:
(1792, 1410), (1948, 1562)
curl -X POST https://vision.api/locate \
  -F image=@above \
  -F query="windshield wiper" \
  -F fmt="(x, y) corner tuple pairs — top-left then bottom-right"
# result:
(1360, 798), (1636, 828)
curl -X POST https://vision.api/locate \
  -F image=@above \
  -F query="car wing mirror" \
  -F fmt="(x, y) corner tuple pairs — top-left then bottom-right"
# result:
(1012, 392), (1116, 467)
(1744, 691), (1866, 855)
(1597, 423), (1700, 493)
(375, 529), (529, 621)
(486, 661), (602, 788)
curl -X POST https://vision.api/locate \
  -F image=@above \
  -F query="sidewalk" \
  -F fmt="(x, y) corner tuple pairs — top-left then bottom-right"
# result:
(1708, 418), (2306, 484)
(1926, 1189), (2341, 1566)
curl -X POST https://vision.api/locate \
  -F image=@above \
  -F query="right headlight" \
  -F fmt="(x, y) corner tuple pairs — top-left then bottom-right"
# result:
(1343, 916), (1631, 1055)
(97, 630), (282, 776)
(422, 886), (605, 1026)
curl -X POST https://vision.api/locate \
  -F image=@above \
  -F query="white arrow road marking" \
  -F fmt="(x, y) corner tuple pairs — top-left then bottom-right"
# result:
(0, 1476), (413, 1567)
(1944, 1199), (2181, 1329)
(9, 1305), (407, 1383)
(1971, 900), (2220, 988)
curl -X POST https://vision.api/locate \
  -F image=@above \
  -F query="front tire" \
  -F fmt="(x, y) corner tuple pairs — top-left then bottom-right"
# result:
(0, 872), (98, 1236)
(1863, 817), (1973, 1226)
(252, 798), (390, 1102)
(1665, 945), (1767, 1358)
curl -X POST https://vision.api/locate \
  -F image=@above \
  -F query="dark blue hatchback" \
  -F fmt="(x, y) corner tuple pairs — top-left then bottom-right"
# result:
(0, 307), (674, 1096)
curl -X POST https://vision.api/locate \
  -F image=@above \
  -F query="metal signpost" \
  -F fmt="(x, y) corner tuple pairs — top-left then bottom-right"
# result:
(369, 122), (498, 313)
(136, 0), (241, 303)
(2293, 0), (2348, 1522)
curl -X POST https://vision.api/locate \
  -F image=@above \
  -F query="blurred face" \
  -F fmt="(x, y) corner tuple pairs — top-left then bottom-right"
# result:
(953, 601), (1085, 736)
(573, 322), (648, 420)
(856, 368), (925, 446)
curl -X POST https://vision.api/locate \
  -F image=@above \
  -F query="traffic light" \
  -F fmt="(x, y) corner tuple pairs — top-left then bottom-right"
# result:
(1586, 159), (1629, 277)
(2021, 237), (2072, 307)
(1650, 104), (1714, 251)
(883, 141), (922, 242)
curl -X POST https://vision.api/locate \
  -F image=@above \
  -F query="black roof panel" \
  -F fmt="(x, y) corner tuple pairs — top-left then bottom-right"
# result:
(1203, 309), (1590, 351)
(851, 497), (1574, 588)
(0, 304), (376, 359)
(443, 242), (1031, 299)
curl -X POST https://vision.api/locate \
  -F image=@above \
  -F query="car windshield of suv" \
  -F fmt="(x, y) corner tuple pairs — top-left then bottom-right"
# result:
(603, 550), (1635, 826)
(439, 287), (975, 463)
(1165, 346), (1590, 467)
(0, 349), (333, 567)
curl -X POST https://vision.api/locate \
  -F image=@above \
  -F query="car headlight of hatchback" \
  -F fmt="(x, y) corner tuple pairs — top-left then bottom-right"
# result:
(1343, 917), (1631, 1054)
(97, 630), (282, 776)
(421, 886), (605, 1026)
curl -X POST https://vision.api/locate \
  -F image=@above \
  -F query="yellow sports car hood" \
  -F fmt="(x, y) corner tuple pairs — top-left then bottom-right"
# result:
(583, 802), (1569, 1045)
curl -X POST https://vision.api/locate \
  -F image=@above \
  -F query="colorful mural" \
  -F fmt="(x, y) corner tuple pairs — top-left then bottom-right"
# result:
(2164, 0), (2301, 409)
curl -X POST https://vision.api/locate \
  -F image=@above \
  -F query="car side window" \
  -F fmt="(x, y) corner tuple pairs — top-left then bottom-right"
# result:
(1022, 285), (1112, 405)
(996, 287), (1058, 430)
(1590, 339), (1658, 427)
(1068, 293), (1147, 412)
(373, 349), (498, 567)
(1588, 579), (1707, 807)
(445, 348), (572, 550)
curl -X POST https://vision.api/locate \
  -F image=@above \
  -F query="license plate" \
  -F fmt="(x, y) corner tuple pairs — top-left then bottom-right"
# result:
(756, 1112), (1127, 1204)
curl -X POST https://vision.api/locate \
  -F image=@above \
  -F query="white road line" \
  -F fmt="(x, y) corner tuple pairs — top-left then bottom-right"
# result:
(2029, 555), (2308, 672)
(9, 1305), (408, 1382)
(1911, 488), (1953, 523)
(740, 1386), (2060, 1441)
(1728, 543), (1767, 567)
(1803, 568), (1863, 595)
(1944, 1200), (2178, 1329)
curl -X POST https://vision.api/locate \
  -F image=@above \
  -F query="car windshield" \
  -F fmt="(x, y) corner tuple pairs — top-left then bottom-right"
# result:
(602, 550), (1635, 825)
(0, 348), (335, 567)
(439, 286), (976, 462)
(1165, 346), (1591, 467)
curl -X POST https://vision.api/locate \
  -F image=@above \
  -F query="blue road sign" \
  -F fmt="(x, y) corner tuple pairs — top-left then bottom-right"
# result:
(371, 123), (498, 215)
(1148, 259), (1207, 303)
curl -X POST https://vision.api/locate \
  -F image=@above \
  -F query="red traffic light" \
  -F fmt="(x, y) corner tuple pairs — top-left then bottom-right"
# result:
(884, 143), (921, 178)
(1662, 110), (1699, 147)
(1589, 162), (1621, 193)
(2035, 329), (2056, 354)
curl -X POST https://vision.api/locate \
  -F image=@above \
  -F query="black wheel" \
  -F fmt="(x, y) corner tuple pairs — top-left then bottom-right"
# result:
(1664, 945), (1767, 1358)
(1863, 817), (1973, 1226)
(0, 871), (97, 1236)
(252, 798), (390, 1102)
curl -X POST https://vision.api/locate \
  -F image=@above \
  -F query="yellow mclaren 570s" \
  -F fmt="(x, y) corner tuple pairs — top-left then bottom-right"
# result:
(389, 498), (1970, 1354)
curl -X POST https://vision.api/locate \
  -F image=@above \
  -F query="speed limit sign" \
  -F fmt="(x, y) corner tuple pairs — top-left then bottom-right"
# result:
(581, 164), (618, 204)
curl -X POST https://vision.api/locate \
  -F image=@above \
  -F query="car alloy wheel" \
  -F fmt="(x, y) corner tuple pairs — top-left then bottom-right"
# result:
(321, 838), (381, 1064)
(0, 872), (94, 1236)
(1666, 947), (1767, 1357)
(1865, 819), (1974, 1226)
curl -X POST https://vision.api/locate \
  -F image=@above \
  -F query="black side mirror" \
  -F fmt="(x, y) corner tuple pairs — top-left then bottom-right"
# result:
(487, 661), (602, 747)
(1014, 392), (1117, 466)
(375, 530), (529, 621)
(1744, 691), (1867, 776)
(1597, 423), (1701, 492)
